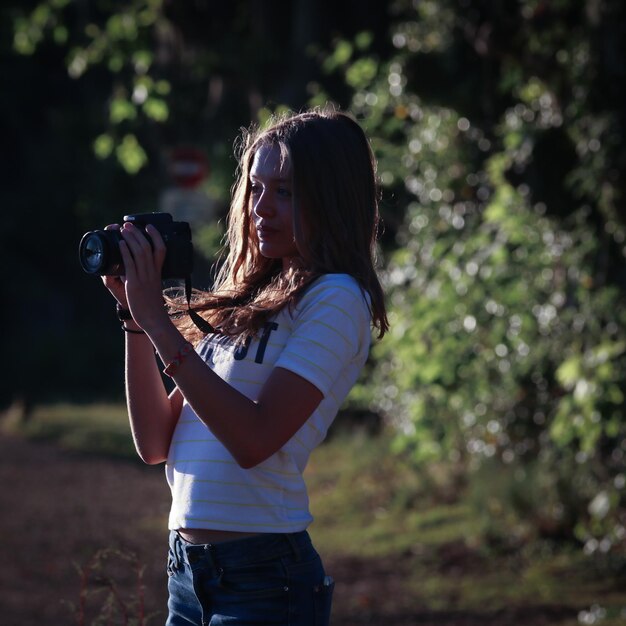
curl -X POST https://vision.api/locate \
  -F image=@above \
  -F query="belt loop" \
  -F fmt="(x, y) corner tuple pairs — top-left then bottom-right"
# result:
(172, 531), (183, 569)
(205, 543), (221, 573)
(285, 533), (301, 561)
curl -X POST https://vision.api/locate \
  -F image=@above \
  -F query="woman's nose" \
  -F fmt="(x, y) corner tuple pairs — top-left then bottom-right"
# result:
(253, 190), (275, 217)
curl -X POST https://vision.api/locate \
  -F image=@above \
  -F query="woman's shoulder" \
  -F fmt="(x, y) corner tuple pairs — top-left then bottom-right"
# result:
(307, 273), (365, 296)
(298, 273), (371, 314)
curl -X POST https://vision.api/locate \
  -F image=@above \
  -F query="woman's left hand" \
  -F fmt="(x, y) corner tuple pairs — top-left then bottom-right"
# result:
(118, 222), (171, 333)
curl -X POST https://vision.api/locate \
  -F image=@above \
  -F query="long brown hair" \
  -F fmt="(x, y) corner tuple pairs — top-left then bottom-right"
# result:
(172, 108), (388, 343)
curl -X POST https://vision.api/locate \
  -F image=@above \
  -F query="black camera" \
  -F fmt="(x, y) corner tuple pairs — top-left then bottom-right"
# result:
(79, 212), (193, 279)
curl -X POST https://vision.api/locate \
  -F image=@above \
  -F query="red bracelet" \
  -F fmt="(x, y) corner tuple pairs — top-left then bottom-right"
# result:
(163, 342), (194, 378)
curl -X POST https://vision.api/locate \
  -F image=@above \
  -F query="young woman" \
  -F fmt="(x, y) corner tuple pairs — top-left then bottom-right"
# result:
(102, 108), (387, 625)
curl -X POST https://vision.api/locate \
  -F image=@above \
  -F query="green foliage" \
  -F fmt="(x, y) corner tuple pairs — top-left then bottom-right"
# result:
(315, 0), (626, 554)
(115, 133), (148, 174)
(13, 0), (166, 174)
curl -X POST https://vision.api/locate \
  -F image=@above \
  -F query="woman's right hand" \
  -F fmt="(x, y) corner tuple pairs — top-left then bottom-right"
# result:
(100, 224), (129, 309)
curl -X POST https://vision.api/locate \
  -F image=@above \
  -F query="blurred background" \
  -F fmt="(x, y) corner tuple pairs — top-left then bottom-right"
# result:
(1, 1), (626, 624)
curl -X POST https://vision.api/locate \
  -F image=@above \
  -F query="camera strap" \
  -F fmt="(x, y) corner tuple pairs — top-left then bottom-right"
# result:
(184, 275), (216, 334)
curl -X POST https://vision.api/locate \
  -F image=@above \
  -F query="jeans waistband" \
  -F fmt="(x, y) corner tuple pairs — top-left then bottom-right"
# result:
(170, 529), (312, 571)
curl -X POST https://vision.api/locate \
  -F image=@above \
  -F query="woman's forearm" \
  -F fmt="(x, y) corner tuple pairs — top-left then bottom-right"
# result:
(145, 320), (322, 469)
(146, 321), (263, 466)
(125, 328), (180, 464)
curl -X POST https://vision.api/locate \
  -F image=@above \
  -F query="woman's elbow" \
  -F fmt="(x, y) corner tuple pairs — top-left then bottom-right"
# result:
(235, 453), (263, 470)
(233, 445), (273, 470)
(134, 442), (168, 465)
(142, 454), (167, 466)
(136, 451), (166, 465)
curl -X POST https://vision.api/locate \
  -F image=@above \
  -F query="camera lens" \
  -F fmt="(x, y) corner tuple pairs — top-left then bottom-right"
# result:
(80, 234), (105, 273)
(79, 230), (123, 275)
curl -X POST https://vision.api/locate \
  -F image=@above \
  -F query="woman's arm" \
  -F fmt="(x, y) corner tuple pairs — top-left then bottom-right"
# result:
(145, 321), (322, 469)
(124, 324), (183, 464)
(117, 221), (323, 468)
(100, 225), (182, 465)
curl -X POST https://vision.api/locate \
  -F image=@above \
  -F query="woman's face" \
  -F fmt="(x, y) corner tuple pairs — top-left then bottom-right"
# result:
(249, 143), (300, 269)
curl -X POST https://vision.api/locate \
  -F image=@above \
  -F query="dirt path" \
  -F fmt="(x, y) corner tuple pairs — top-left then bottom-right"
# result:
(0, 433), (578, 625)
(0, 433), (168, 625)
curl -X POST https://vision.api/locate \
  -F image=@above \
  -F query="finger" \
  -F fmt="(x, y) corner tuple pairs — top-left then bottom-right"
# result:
(145, 224), (167, 270)
(121, 222), (151, 251)
(101, 275), (129, 307)
(121, 224), (152, 259)
(102, 274), (126, 289)
(118, 238), (137, 279)
(124, 223), (164, 280)
(120, 223), (153, 279)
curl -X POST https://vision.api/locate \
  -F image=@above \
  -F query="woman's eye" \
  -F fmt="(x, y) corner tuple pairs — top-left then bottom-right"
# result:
(250, 183), (262, 195)
(277, 187), (292, 197)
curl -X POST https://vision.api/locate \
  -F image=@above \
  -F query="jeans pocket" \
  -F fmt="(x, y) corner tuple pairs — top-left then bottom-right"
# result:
(313, 575), (334, 626)
(166, 536), (182, 578)
(166, 549), (178, 577)
(217, 560), (289, 599)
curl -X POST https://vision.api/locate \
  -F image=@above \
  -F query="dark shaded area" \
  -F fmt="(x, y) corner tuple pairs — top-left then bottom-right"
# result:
(2, 1), (625, 410)
(0, 0), (394, 410)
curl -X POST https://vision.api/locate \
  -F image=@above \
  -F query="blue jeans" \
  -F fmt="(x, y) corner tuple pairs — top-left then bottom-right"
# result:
(166, 530), (334, 626)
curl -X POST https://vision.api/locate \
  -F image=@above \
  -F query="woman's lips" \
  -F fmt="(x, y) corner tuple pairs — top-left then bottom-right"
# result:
(256, 224), (278, 238)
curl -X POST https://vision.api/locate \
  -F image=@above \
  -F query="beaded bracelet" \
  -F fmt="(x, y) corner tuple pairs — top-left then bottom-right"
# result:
(163, 342), (194, 378)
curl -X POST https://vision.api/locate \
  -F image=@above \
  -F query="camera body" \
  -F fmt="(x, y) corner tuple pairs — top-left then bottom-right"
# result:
(79, 212), (193, 279)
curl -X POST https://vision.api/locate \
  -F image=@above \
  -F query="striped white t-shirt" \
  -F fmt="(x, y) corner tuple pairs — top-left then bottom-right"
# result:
(165, 273), (372, 533)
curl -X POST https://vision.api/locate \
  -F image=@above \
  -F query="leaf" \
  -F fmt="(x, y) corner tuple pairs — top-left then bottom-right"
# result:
(115, 134), (147, 174)
(93, 134), (114, 159)
(556, 357), (582, 389)
(109, 97), (137, 123)
(142, 97), (168, 122)
(346, 58), (378, 89)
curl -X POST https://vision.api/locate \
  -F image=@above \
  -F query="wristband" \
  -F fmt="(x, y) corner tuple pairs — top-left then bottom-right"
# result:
(163, 342), (194, 378)
(116, 303), (133, 321)
(122, 324), (146, 335)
